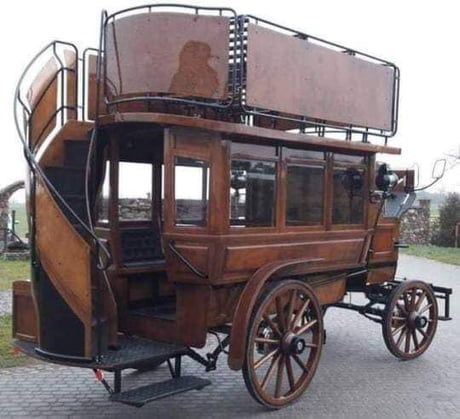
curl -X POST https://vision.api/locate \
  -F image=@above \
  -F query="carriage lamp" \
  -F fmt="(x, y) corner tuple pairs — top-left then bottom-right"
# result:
(376, 163), (399, 192)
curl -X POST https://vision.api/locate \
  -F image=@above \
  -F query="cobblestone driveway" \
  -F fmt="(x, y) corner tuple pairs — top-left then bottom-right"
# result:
(0, 254), (458, 418)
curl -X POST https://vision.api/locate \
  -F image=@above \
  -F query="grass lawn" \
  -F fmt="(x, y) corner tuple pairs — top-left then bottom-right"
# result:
(402, 245), (460, 266)
(0, 260), (32, 368)
(0, 259), (30, 291)
(0, 315), (30, 368)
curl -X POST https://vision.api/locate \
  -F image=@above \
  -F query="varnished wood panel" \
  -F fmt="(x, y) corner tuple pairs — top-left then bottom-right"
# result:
(100, 112), (401, 155)
(38, 120), (93, 168)
(27, 58), (58, 148)
(12, 281), (38, 343)
(35, 181), (92, 356)
(105, 13), (230, 100)
(64, 50), (77, 120)
(246, 24), (395, 131)
(224, 238), (363, 272)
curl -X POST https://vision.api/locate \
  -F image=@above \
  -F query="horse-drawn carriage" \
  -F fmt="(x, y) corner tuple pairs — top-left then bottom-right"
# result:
(12, 4), (452, 408)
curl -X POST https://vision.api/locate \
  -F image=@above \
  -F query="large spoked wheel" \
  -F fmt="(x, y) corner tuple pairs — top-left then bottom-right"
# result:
(242, 280), (323, 409)
(382, 280), (438, 360)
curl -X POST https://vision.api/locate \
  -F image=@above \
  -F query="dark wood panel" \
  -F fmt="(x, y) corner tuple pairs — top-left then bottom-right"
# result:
(246, 24), (395, 131)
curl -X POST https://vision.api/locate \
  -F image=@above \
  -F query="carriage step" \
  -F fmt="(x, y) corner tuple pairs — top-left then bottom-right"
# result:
(110, 376), (211, 407)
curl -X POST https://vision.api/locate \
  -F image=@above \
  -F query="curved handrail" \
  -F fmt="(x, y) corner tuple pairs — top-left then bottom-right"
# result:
(13, 40), (112, 270)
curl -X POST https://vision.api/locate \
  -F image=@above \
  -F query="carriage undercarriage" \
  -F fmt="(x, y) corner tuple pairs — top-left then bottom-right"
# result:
(13, 273), (452, 408)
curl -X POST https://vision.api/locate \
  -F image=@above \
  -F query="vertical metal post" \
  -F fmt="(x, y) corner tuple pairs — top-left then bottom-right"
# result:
(113, 370), (122, 394)
(11, 210), (16, 236)
(174, 356), (182, 378)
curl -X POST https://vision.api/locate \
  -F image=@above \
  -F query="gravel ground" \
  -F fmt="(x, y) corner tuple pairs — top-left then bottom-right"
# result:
(0, 254), (458, 418)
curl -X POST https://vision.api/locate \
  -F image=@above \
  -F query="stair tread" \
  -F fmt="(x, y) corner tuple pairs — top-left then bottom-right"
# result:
(14, 335), (189, 371)
(110, 376), (211, 407)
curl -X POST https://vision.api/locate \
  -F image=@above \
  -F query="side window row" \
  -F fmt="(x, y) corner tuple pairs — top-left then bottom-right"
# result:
(229, 145), (366, 228)
(172, 144), (367, 228)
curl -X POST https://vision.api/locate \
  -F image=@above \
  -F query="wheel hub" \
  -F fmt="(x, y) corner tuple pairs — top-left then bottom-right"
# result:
(407, 311), (428, 330)
(282, 332), (306, 355)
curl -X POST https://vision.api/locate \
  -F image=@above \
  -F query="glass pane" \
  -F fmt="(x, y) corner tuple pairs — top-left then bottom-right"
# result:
(230, 160), (276, 227)
(286, 165), (324, 226)
(332, 168), (365, 224)
(119, 162), (152, 221)
(98, 161), (110, 222)
(284, 148), (325, 161)
(334, 153), (366, 165)
(174, 157), (209, 226)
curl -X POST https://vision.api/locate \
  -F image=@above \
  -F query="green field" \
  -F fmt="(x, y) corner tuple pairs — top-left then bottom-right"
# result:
(0, 260), (30, 291)
(9, 202), (28, 239)
(402, 245), (460, 266)
(0, 259), (31, 368)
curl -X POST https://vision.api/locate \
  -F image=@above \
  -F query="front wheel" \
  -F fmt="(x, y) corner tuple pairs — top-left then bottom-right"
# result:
(382, 280), (438, 360)
(242, 280), (323, 409)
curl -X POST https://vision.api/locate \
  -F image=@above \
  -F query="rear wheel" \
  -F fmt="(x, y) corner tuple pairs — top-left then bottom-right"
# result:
(382, 280), (438, 360)
(242, 280), (323, 408)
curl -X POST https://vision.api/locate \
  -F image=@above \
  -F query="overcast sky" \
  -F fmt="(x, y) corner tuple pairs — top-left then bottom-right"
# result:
(1, 0), (459, 200)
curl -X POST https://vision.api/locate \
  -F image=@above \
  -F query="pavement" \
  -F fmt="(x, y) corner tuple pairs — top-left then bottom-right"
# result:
(0, 254), (458, 418)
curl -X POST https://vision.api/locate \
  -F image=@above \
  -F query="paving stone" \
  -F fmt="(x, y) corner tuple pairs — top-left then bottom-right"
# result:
(0, 255), (458, 418)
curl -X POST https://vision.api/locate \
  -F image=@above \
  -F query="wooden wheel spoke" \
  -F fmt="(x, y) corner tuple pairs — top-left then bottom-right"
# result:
(418, 303), (433, 315)
(395, 326), (406, 348)
(396, 302), (407, 315)
(261, 352), (280, 390)
(274, 355), (285, 398)
(286, 290), (297, 332)
(254, 337), (280, 345)
(412, 329), (420, 350)
(409, 288), (417, 311)
(403, 293), (410, 312)
(292, 354), (309, 374)
(263, 314), (282, 338)
(295, 319), (318, 336)
(254, 348), (279, 370)
(417, 326), (428, 339)
(391, 316), (406, 322)
(285, 355), (296, 391)
(404, 328), (411, 353)
(276, 297), (287, 333)
(415, 291), (427, 312)
(292, 298), (310, 330)
(391, 323), (406, 337)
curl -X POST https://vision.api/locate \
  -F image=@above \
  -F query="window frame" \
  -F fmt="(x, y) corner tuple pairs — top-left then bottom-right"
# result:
(173, 156), (210, 228)
(330, 153), (368, 230)
(284, 157), (327, 230)
(228, 143), (279, 232)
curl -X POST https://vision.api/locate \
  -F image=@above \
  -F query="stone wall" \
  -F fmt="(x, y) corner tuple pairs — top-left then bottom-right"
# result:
(400, 199), (431, 245)
(0, 180), (25, 252)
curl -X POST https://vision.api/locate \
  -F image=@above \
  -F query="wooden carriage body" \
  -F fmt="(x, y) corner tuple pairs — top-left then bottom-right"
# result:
(13, 5), (447, 408)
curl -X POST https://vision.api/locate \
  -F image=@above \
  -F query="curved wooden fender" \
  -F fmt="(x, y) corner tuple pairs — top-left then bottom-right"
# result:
(227, 257), (324, 371)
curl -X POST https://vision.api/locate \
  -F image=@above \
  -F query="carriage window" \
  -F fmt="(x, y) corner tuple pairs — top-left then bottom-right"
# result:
(119, 162), (153, 221)
(332, 168), (365, 224)
(230, 160), (276, 227)
(286, 165), (324, 225)
(174, 157), (209, 226)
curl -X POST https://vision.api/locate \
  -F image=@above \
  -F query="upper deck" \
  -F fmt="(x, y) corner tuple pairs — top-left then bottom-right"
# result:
(15, 4), (401, 159)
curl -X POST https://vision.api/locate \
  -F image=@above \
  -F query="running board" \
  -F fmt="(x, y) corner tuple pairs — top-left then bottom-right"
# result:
(110, 376), (211, 407)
